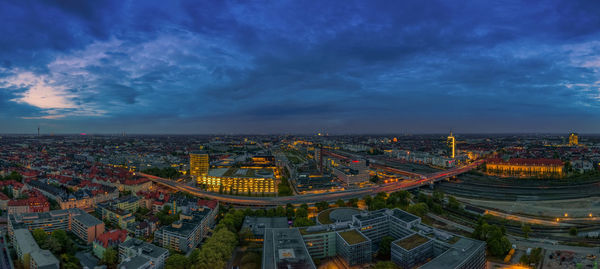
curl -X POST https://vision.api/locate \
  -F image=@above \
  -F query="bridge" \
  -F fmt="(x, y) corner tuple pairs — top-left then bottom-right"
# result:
(140, 160), (483, 206)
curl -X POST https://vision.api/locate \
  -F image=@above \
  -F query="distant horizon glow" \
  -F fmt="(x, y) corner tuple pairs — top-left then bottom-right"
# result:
(0, 1), (599, 134)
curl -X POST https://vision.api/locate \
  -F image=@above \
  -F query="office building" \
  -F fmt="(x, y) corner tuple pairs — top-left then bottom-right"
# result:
(72, 212), (105, 244)
(30, 250), (59, 269)
(119, 238), (169, 269)
(485, 158), (564, 178)
(391, 234), (434, 268)
(12, 229), (60, 269)
(262, 228), (316, 269)
(198, 167), (276, 195)
(241, 216), (289, 241)
(336, 229), (372, 266)
(97, 202), (136, 229)
(190, 152), (209, 179)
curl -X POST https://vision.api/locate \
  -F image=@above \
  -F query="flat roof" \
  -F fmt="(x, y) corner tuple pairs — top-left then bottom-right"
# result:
(353, 209), (387, 222)
(394, 234), (430, 250)
(120, 239), (168, 259)
(73, 212), (102, 227)
(338, 230), (368, 245)
(242, 217), (288, 237)
(419, 238), (485, 269)
(30, 249), (59, 267)
(318, 208), (360, 224)
(14, 229), (39, 255)
(262, 228), (315, 269)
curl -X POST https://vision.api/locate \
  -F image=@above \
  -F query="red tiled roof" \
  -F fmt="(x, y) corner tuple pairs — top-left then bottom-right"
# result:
(197, 200), (218, 209)
(95, 229), (128, 248)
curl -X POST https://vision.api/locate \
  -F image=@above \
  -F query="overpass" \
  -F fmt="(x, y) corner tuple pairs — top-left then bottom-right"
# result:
(140, 160), (483, 206)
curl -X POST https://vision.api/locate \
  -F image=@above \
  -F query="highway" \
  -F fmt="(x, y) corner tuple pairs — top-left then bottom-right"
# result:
(140, 160), (483, 206)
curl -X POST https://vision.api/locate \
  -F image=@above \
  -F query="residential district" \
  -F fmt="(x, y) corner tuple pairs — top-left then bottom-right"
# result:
(0, 133), (599, 269)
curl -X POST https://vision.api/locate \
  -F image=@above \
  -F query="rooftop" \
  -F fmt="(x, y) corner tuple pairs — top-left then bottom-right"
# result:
(338, 229), (368, 245)
(14, 229), (39, 255)
(262, 228), (316, 269)
(241, 216), (288, 237)
(120, 239), (168, 259)
(394, 234), (430, 250)
(30, 249), (59, 267)
(73, 211), (103, 227)
(419, 238), (485, 269)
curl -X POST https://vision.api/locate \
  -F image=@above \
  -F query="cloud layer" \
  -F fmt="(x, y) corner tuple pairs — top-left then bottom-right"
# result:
(0, 0), (599, 134)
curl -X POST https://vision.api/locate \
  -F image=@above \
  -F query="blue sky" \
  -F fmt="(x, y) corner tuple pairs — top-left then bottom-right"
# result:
(1, 0), (599, 134)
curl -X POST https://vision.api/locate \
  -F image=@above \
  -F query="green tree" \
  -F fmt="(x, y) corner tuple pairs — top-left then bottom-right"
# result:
(240, 252), (261, 269)
(448, 196), (460, 210)
(407, 203), (429, 217)
(101, 248), (118, 269)
(315, 201), (329, 211)
(348, 198), (359, 207)
(374, 261), (400, 269)
(166, 254), (190, 269)
(293, 217), (314, 227)
(377, 236), (394, 259)
(336, 199), (346, 207)
(295, 207), (308, 219)
(569, 227), (578, 236)
(32, 229), (48, 245)
(275, 206), (286, 217)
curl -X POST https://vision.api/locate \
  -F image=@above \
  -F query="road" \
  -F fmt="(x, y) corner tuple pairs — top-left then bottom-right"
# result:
(0, 233), (12, 269)
(140, 160), (483, 206)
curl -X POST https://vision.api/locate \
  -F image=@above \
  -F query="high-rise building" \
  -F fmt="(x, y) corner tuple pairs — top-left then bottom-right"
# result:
(569, 133), (578, 146)
(190, 152), (209, 179)
(314, 146), (322, 172)
(447, 132), (456, 159)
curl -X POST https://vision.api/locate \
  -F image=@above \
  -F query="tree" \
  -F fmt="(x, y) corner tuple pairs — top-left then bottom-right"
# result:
(521, 224), (531, 238)
(101, 248), (118, 269)
(43, 236), (62, 254)
(166, 254), (190, 269)
(295, 208), (308, 219)
(336, 199), (346, 207)
(348, 198), (359, 208)
(407, 203), (429, 217)
(363, 195), (373, 209)
(370, 175), (379, 183)
(377, 236), (394, 259)
(448, 196), (460, 210)
(315, 201), (329, 212)
(32, 229), (48, 245)
(293, 217), (314, 227)
(275, 206), (286, 217)
(374, 261), (399, 269)
(240, 252), (261, 269)
(569, 227), (578, 236)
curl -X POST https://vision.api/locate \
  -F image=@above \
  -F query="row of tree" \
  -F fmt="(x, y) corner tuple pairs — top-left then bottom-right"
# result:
(471, 217), (512, 257)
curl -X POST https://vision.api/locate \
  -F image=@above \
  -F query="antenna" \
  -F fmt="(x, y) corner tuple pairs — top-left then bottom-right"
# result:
(37, 126), (40, 137)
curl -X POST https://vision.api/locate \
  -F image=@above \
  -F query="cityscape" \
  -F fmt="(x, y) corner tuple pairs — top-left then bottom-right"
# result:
(1, 1), (600, 269)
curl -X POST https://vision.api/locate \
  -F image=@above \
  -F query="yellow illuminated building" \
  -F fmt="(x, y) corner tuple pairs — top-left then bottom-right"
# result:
(190, 152), (209, 178)
(569, 133), (578, 146)
(486, 158), (563, 178)
(447, 132), (456, 158)
(198, 168), (276, 195)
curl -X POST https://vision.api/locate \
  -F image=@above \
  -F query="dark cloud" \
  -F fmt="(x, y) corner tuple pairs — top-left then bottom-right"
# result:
(0, 0), (599, 134)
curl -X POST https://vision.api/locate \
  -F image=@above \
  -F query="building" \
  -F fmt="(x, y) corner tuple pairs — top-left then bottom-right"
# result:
(485, 158), (564, 178)
(97, 202), (136, 229)
(30, 249), (60, 269)
(190, 152), (209, 179)
(114, 195), (140, 213)
(72, 212), (105, 244)
(336, 229), (372, 266)
(8, 208), (102, 244)
(12, 229), (60, 269)
(93, 229), (129, 259)
(391, 234), (433, 268)
(118, 255), (152, 269)
(447, 132), (456, 158)
(7, 196), (50, 215)
(569, 133), (579, 146)
(262, 228), (316, 269)
(154, 210), (213, 253)
(293, 208), (485, 268)
(332, 160), (369, 186)
(241, 216), (289, 242)
(198, 167), (276, 195)
(119, 238), (169, 269)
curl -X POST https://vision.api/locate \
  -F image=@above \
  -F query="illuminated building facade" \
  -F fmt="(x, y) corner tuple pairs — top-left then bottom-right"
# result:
(198, 168), (276, 195)
(569, 133), (579, 146)
(189, 152), (209, 179)
(485, 158), (564, 178)
(447, 132), (456, 159)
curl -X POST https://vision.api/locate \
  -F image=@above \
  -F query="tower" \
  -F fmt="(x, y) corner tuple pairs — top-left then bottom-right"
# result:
(569, 133), (578, 146)
(447, 131), (456, 159)
(190, 152), (209, 182)
(314, 145), (323, 172)
(37, 126), (40, 137)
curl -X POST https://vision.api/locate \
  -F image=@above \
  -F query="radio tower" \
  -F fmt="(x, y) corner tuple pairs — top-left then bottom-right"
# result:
(37, 126), (40, 137)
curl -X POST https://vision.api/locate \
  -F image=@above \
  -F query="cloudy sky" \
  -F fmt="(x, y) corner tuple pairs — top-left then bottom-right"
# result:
(1, 0), (599, 134)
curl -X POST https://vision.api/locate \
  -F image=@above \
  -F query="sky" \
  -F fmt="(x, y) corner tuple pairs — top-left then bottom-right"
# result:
(1, 0), (600, 134)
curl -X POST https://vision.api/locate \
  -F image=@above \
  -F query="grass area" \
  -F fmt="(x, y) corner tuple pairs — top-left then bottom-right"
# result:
(338, 230), (367, 245)
(317, 208), (334, 224)
(395, 234), (430, 250)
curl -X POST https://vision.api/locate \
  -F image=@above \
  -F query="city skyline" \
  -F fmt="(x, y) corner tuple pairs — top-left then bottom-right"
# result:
(1, 1), (600, 134)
